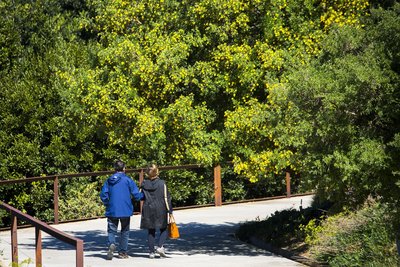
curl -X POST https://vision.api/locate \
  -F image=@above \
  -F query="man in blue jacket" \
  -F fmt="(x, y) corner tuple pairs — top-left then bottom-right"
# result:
(100, 160), (143, 260)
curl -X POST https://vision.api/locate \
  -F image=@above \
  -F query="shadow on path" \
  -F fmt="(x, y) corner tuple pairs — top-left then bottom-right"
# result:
(21, 222), (273, 260)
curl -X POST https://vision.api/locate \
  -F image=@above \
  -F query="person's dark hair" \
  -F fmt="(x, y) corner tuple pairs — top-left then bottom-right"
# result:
(114, 160), (126, 172)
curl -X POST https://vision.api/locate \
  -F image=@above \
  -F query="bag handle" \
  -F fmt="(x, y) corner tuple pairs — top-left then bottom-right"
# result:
(168, 213), (175, 224)
(164, 183), (170, 212)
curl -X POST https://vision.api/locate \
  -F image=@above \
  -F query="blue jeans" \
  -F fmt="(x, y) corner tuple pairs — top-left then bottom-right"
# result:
(107, 217), (130, 253)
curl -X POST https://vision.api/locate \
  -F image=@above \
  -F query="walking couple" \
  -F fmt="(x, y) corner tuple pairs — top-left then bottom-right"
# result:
(99, 160), (173, 260)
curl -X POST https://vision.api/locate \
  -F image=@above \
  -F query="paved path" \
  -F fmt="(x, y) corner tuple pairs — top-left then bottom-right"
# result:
(0, 195), (313, 267)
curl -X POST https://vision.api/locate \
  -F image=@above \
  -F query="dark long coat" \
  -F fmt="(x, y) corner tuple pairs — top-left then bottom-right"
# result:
(140, 177), (172, 229)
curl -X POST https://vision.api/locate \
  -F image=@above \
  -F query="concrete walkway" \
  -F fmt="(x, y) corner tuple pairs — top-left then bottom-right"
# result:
(0, 195), (313, 267)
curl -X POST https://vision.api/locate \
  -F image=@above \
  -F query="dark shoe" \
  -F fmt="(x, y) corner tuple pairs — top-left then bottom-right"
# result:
(156, 246), (167, 257)
(118, 252), (129, 259)
(107, 244), (116, 260)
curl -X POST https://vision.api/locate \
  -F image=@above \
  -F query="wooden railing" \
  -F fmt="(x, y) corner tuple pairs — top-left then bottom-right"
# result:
(0, 201), (83, 267)
(0, 164), (293, 225)
(0, 163), (297, 266)
(0, 164), (294, 224)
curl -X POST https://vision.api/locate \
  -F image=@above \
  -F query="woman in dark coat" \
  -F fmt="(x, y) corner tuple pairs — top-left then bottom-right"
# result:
(140, 164), (173, 258)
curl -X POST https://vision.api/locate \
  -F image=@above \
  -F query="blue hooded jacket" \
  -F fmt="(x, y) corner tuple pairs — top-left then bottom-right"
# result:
(100, 172), (143, 217)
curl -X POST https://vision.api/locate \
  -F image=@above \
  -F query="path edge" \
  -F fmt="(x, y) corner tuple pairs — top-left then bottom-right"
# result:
(248, 236), (327, 267)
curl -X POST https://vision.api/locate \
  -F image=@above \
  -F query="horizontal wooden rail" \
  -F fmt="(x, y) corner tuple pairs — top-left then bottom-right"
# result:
(0, 164), (217, 224)
(0, 164), (205, 185)
(0, 163), (300, 266)
(0, 201), (83, 267)
(0, 163), (293, 225)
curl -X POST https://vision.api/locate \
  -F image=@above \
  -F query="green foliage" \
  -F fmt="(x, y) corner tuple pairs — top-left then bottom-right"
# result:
(284, 3), (400, 210)
(10, 258), (33, 267)
(161, 95), (223, 165)
(299, 217), (324, 246)
(162, 169), (214, 206)
(9, 191), (30, 214)
(305, 201), (399, 267)
(30, 181), (54, 221)
(238, 198), (399, 266)
(236, 205), (325, 247)
(0, 0), (399, 230)
(0, 0), (375, 176)
(224, 94), (309, 183)
(0, 209), (7, 228)
(221, 167), (247, 201)
(58, 179), (104, 221)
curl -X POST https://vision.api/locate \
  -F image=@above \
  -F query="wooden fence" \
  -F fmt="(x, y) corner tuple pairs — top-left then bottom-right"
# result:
(0, 164), (293, 224)
(0, 163), (296, 267)
(0, 201), (83, 267)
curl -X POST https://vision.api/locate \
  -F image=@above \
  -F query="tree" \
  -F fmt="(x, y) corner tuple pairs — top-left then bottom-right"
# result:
(286, 3), (400, 209)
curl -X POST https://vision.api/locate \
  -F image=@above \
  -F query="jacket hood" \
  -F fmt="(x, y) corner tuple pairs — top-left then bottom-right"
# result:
(142, 177), (161, 191)
(108, 172), (124, 185)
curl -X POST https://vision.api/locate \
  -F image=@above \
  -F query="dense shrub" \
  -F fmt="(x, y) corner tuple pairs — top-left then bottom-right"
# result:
(30, 181), (54, 222)
(304, 201), (399, 267)
(58, 178), (105, 221)
(237, 198), (399, 266)
(236, 204), (326, 247)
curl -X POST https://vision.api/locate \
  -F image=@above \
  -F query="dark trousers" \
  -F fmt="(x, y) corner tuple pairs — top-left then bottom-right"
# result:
(148, 228), (167, 253)
(107, 217), (130, 253)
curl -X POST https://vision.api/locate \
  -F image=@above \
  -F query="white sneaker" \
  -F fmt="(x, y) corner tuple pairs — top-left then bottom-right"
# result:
(107, 243), (116, 260)
(156, 246), (167, 257)
(149, 252), (155, 259)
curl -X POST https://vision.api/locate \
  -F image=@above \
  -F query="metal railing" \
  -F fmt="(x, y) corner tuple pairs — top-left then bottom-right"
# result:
(0, 163), (296, 266)
(0, 164), (294, 224)
(0, 164), (222, 224)
(0, 201), (83, 267)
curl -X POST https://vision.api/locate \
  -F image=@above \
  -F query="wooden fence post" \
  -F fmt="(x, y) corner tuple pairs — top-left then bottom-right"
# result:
(11, 214), (18, 265)
(54, 176), (59, 224)
(139, 169), (144, 185)
(285, 172), (291, 197)
(35, 228), (42, 266)
(214, 165), (222, 206)
(76, 239), (84, 267)
(139, 169), (144, 213)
